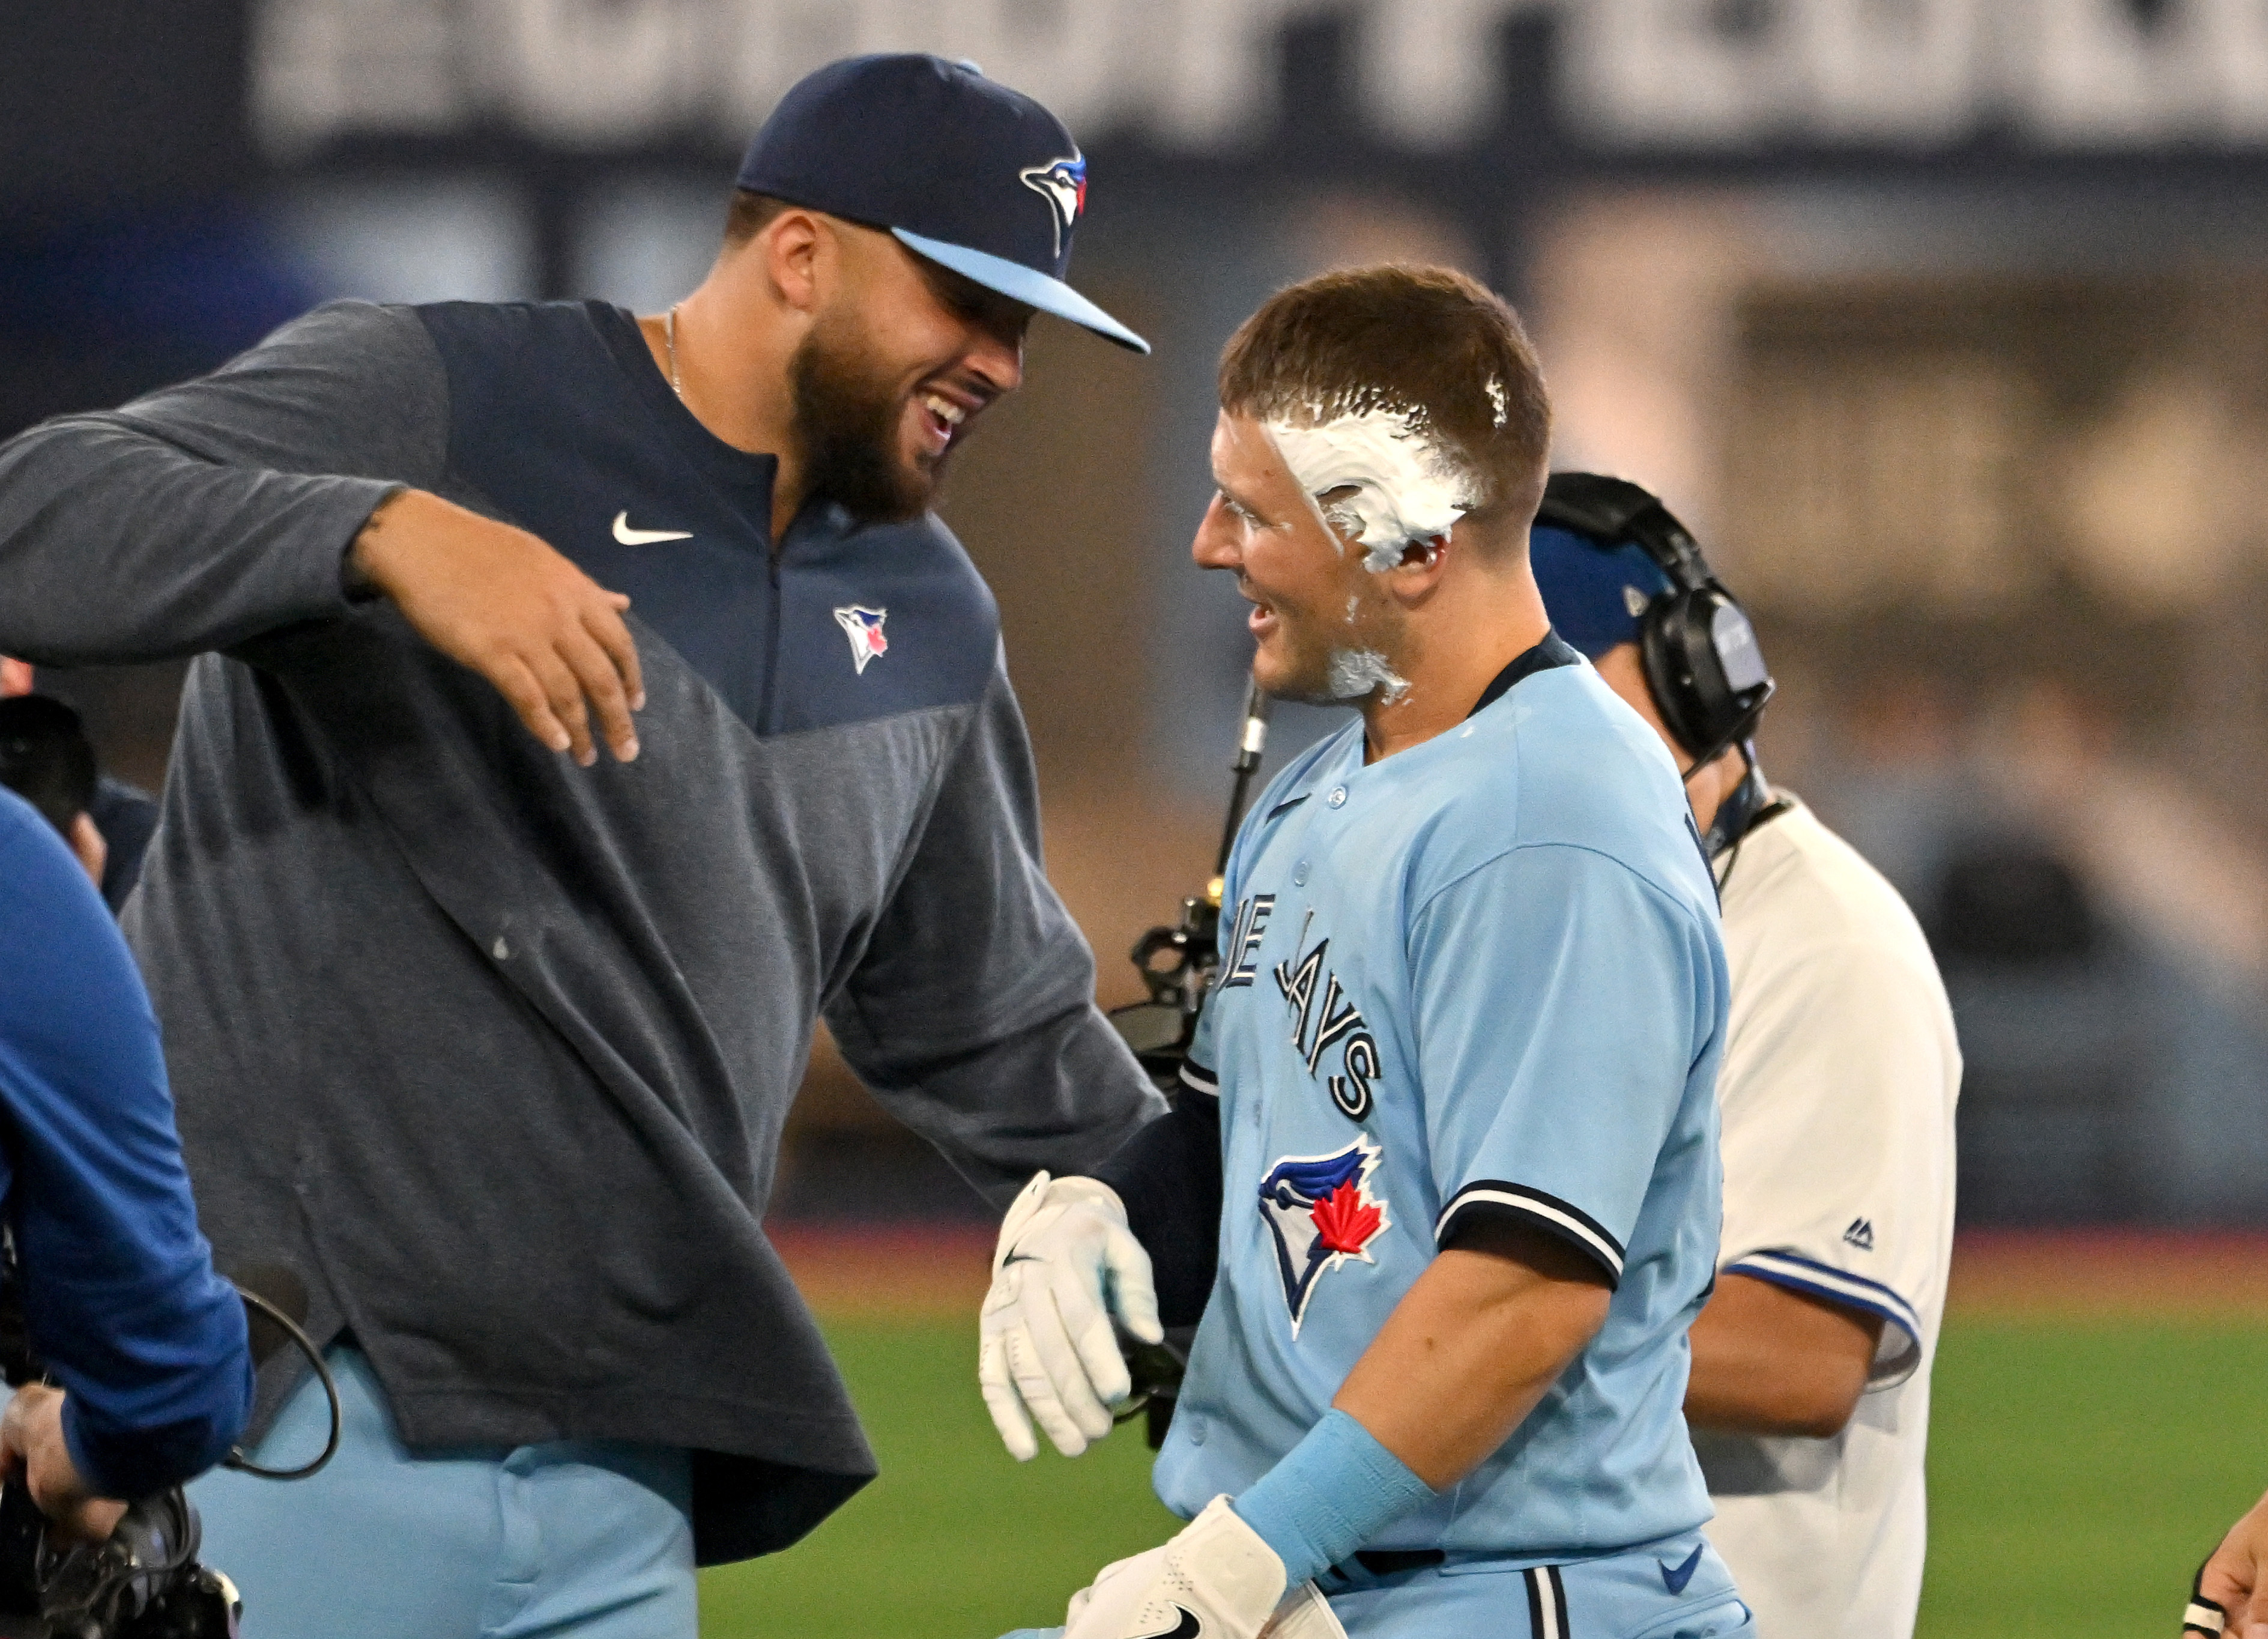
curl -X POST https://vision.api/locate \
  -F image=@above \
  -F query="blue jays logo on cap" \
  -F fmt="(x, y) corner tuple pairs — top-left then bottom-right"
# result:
(1018, 153), (1086, 256)
(1259, 1139), (1391, 1336)
(833, 605), (889, 674)
(736, 55), (1146, 353)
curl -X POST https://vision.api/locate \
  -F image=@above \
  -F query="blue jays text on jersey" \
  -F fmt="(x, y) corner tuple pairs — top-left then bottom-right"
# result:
(1156, 641), (1733, 1561)
(1221, 894), (1380, 1123)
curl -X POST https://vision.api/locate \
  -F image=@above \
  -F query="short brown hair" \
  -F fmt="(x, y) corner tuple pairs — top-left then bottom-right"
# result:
(1218, 264), (1552, 526)
(722, 188), (794, 246)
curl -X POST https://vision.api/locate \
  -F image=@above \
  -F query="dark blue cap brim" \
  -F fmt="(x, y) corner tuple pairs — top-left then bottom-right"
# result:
(894, 228), (1149, 354)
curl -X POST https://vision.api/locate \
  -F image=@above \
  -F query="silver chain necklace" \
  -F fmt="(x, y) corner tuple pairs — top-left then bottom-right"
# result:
(664, 304), (684, 399)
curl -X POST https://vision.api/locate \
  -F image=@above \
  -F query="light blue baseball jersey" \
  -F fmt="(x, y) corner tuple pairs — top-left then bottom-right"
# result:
(1154, 639), (1731, 1557)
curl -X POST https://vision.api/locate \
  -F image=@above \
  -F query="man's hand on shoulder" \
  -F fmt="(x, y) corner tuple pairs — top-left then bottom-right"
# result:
(0, 1385), (125, 1544)
(351, 489), (646, 768)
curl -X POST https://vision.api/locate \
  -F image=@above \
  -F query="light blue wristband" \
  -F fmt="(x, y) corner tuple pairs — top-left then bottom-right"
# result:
(1230, 1408), (1437, 1588)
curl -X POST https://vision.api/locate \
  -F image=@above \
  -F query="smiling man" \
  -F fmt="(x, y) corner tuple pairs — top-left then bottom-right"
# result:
(0, 53), (1160, 1639)
(981, 267), (1746, 1639)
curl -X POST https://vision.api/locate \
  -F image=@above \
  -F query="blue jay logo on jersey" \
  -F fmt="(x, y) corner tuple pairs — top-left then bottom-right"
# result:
(1259, 1138), (1390, 1336)
(833, 605), (889, 674)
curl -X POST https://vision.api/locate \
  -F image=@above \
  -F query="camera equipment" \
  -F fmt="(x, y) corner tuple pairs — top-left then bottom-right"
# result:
(1105, 677), (1272, 1446)
(1107, 677), (1273, 1091)
(0, 1249), (339, 1639)
(0, 697), (97, 842)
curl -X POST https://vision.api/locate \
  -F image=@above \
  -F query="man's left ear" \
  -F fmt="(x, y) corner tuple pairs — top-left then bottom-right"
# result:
(1397, 536), (1449, 572)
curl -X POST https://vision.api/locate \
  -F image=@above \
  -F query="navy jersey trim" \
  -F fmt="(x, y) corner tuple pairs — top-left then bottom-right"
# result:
(1179, 1060), (1218, 1098)
(1724, 1250), (1922, 1384)
(1436, 1180), (1625, 1285)
(1468, 629), (1583, 719)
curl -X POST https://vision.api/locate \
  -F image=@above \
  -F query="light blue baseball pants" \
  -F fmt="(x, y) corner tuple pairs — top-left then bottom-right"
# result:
(1314, 1534), (1753, 1639)
(189, 1348), (697, 1639)
(1005, 1531), (1753, 1639)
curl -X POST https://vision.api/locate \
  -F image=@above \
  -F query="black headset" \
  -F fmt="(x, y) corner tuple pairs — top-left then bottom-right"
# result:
(1534, 471), (1775, 776)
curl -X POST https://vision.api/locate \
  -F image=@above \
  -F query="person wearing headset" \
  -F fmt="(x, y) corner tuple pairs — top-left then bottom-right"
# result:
(1528, 474), (1961, 1639)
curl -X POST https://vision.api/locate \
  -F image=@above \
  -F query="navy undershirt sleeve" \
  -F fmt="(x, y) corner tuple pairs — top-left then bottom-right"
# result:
(0, 790), (252, 1497)
(1092, 1085), (1222, 1328)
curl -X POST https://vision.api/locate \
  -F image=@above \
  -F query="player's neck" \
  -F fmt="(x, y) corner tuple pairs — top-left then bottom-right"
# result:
(637, 280), (808, 541)
(1684, 747), (1755, 837)
(1356, 574), (1551, 764)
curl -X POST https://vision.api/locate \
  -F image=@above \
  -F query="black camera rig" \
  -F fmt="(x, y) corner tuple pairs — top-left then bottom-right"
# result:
(0, 1253), (337, 1639)
(1107, 677), (1273, 1090)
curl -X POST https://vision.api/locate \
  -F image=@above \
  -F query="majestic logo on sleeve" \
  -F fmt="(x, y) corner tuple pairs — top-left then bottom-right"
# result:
(1258, 1138), (1390, 1336)
(1018, 153), (1087, 256)
(833, 605), (889, 674)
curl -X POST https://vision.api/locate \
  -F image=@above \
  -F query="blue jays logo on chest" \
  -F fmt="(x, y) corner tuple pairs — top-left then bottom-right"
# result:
(833, 605), (889, 674)
(1259, 1138), (1391, 1336)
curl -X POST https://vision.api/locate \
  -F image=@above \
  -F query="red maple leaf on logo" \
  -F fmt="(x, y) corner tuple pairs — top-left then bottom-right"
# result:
(1310, 1181), (1382, 1256)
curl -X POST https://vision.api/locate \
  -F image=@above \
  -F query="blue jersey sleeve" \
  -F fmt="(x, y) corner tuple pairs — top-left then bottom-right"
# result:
(1409, 843), (1719, 1286)
(0, 791), (252, 1497)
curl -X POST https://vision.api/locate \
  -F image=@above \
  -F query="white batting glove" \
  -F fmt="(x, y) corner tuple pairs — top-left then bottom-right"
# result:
(980, 1171), (1163, 1460)
(1058, 1497), (1345, 1639)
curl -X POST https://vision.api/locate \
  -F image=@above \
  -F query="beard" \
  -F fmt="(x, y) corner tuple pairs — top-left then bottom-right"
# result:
(787, 312), (940, 524)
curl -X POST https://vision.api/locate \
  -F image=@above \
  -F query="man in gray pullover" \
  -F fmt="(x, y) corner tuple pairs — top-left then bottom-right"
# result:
(0, 54), (1161, 1638)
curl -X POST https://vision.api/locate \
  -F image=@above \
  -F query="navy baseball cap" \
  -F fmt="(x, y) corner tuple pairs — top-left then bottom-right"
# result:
(738, 54), (1148, 354)
(1529, 524), (1675, 659)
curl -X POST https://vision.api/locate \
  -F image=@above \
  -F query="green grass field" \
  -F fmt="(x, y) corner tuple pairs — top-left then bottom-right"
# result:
(698, 1315), (2268, 1638)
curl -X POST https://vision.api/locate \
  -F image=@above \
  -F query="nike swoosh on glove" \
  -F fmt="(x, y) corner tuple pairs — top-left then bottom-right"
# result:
(981, 1171), (1163, 1459)
(1057, 1497), (1345, 1639)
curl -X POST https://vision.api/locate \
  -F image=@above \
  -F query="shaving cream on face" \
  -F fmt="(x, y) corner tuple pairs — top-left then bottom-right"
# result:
(1327, 647), (1411, 706)
(1265, 408), (1474, 573)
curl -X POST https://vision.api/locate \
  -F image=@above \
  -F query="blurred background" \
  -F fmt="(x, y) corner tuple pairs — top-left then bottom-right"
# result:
(10, 3), (2268, 1634)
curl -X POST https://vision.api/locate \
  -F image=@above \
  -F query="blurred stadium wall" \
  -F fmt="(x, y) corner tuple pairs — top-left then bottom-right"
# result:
(11, 0), (2268, 1223)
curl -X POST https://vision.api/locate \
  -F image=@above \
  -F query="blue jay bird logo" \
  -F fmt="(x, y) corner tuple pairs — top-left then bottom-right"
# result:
(1018, 153), (1087, 256)
(833, 605), (889, 674)
(1258, 1138), (1390, 1336)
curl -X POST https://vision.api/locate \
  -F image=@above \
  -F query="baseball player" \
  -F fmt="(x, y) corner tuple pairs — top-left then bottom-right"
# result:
(1528, 476), (1960, 1639)
(0, 54), (1161, 1638)
(980, 267), (1749, 1639)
